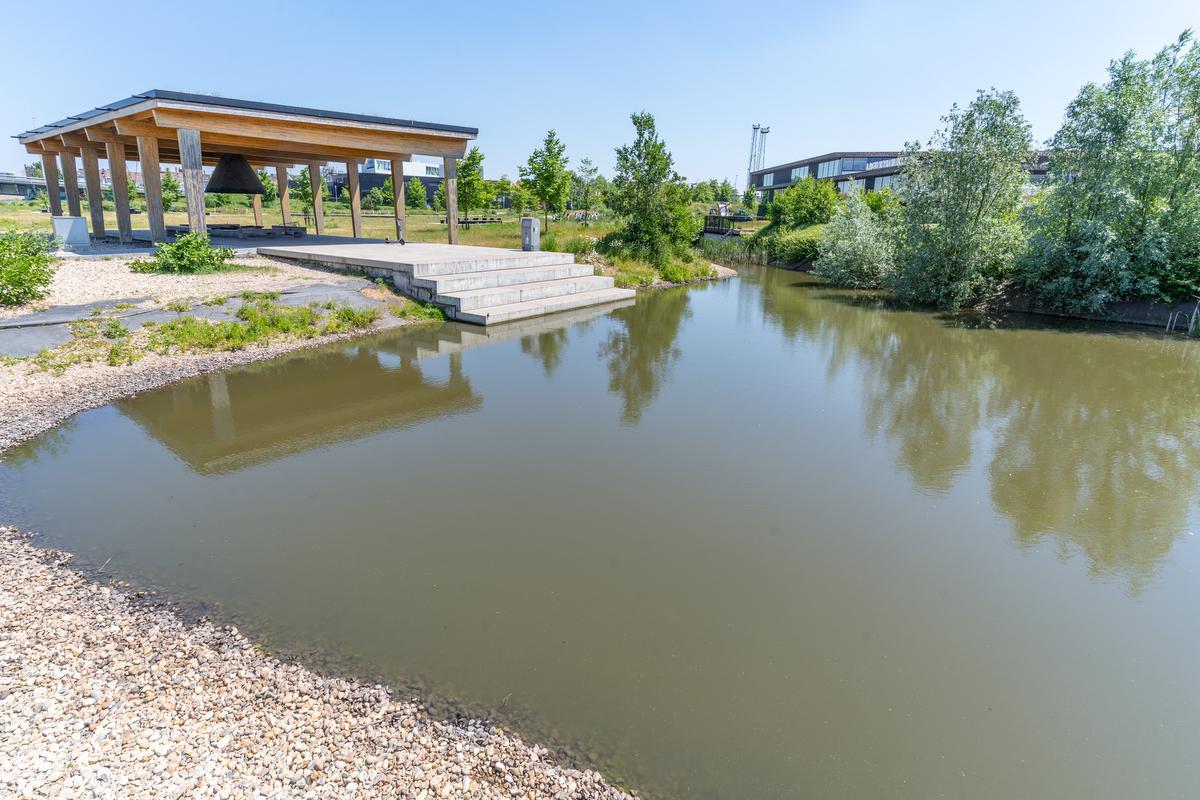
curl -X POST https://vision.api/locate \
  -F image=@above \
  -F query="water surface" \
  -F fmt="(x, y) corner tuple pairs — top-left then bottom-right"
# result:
(4, 267), (1199, 799)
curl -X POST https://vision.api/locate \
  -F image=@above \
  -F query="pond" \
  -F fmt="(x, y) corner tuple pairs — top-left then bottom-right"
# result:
(3, 266), (1199, 799)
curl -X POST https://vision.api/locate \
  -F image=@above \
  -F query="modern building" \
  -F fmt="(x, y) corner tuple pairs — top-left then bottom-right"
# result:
(750, 152), (900, 204)
(325, 158), (444, 207)
(750, 150), (1050, 204)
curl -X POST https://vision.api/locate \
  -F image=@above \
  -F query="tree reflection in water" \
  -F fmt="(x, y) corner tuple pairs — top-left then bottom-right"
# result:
(749, 266), (1200, 588)
(600, 286), (692, 426)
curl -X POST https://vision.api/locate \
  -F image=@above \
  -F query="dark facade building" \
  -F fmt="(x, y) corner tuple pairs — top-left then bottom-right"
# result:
(750, 150), (1050, 204)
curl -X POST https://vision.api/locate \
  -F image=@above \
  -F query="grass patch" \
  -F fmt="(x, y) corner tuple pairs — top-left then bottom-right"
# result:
(102, 319), (128, 339)
(114, 302), (136, 311)
(659, 259), (715, 284)
(164, 299), (191, 312)
(202, 295), (229, 306)
(147, 300), (377, 354)
(609, 258), (658, 288)
(387, 298), (446, 323)
(239, 290), (280, 301)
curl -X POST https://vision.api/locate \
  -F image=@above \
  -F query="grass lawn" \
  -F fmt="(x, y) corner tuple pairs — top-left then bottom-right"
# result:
(0, 201), (615, 250)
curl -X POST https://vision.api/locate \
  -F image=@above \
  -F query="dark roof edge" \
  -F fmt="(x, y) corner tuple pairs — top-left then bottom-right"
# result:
(750, 151), (901, 176)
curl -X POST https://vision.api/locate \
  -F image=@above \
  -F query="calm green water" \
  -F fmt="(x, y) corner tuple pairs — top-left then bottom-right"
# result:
(3, 266), (1199, 799)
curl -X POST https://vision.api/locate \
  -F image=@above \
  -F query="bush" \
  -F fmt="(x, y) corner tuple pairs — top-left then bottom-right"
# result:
(658, 258), (715, 284)
(560, 235), (595, 257)
(768, 177), (840, 227)
(129, 233), (235, 274)
(0, 229), (57, 306)
(812, 193), (897, 288)
(751, 225), (825, 265)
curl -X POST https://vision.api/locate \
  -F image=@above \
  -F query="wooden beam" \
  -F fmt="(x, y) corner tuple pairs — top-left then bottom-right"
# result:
(59, 153), (82, 216)
(80, 146), (106, 239)
(104, 141), (133, 243)
(307, 162), (324, 234)
(137, 136), (167, 242)
(275, 165), (291, 224)
(391, 156), (408, 240)
(41, 153), (63, 215)
(151, 108), (469, 158)
(346, 161), (362, 238)
(252, 194), (264, 226)
(443, 156), (459, 245)
(176, 128), (206, 236)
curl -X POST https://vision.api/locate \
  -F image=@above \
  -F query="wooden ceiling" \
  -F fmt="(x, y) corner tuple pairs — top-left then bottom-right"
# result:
(19, 93), (476, 168)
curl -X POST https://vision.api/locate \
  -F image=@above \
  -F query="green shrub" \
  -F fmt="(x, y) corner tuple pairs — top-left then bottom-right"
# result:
(541, 232), (559, 252)
(658, 259), (715, 284)
(561, 235), (595, 257)
(129, 232), (235, 274)
(388, 299), (446, 323)
(609, 258), (658, 288)
(751, 225), (825, 265)
(812, 193), (897, 288)
(768, 177), (840, 227)
(0, 230), (57, 306)
(696, 236), (767, 265)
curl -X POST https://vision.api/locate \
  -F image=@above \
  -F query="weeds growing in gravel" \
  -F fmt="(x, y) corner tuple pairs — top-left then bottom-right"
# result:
(164, 300), (190, 312)
(387, 299), (446, 323)
(128, 233), (235, 275)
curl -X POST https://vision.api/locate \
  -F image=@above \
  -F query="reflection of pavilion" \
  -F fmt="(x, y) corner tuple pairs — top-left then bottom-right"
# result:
(119, 299), (633, 475)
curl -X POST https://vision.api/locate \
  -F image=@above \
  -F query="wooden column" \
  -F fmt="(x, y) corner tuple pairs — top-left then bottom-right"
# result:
(252, 194), (264, 227)
(136, 136), (166, 242)
(41, 153), (63, 216)
(104, 141), (133, 243)
(80, 146), (106, 238)
(443, 156), (459, 245)
(275, 165), (291, 224)
(59, 153), (82, 216)
(307, 162), (324, 234)
(390, 155), (408, 241)
(346, 161), (362, 238)
(176, 128), (206, 236)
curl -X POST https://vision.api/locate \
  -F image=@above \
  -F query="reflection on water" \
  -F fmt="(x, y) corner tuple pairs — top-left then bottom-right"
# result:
(750, 267), (1200, 588)
(3, 268), (1199, 800)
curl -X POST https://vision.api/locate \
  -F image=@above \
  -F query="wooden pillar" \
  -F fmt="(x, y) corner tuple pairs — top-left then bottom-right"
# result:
(104, 141), (133, 243)
(252, 194), (264, 227)
(443, 156), (459, 245)
(41, 153), (63, 216)
(390, 155), (408, 240)
(59, 153), (82, 216)
(275, 165), (291, 224)
(307, 162), (324, 234)
(346, 161), (362, 238)
(80, 147), (106, 239)
(176, 128), (206, 236)
(136, 136), (166, 242)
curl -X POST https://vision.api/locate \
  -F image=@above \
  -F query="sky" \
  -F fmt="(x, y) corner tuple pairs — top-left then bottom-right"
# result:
(3, 0), (1196, 189)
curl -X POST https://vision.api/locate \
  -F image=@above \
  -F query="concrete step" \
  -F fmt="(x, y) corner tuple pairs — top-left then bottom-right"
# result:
(437, 276), (616, 311)
(453, 287), (637, 325)
(411, 251), (575, 277)
(413, 263), (595, 293)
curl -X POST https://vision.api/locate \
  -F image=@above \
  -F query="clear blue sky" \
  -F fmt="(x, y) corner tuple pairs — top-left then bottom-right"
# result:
(4, 0), (1195, 188)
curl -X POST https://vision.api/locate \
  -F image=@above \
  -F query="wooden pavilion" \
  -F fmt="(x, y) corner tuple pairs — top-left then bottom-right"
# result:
(14, 90), (477, 245)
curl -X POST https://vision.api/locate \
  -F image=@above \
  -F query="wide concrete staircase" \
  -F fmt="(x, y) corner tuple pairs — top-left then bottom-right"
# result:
(257, 242), (635, 325)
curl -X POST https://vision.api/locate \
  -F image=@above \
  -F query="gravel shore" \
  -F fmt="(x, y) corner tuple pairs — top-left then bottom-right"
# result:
(0, 528), (631, 799)
(0, 255), (635, 798)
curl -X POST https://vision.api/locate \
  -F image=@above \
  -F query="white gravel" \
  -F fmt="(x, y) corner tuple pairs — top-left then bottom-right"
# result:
(0, 528), (632, 799)
(0, 255), (347, 317)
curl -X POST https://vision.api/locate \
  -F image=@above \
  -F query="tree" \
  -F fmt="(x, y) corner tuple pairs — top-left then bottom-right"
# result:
(606, 111), (701, 267)
(520, 129), (570, 228)
(1020, 30), (1200, 311)
(571, 158), (600, 219)
(160, 171), (183, 211)
(691, 181), (714, 204)
(380, 177), (395, 206)
(716, 180), (735, 202)
(26, 162), (43, 179)
(292, 166), (328, 213)
(433, 180), (446, 212)
(767, 177), (839, 228)
(406, 177), (426, 209)
(363, 186), (388, 211)
(257, 169), (278, 202)
(510, 181), (536, 217)
(812, 192), (898, 288)
(127, 177), (138, 204)
(893, 88), (1033, 308)
(456, 147), (493, 215)
(742, 187), (756, 208)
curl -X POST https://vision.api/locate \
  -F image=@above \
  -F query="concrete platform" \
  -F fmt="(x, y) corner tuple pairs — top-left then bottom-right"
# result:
(258, 242), (636, 325)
